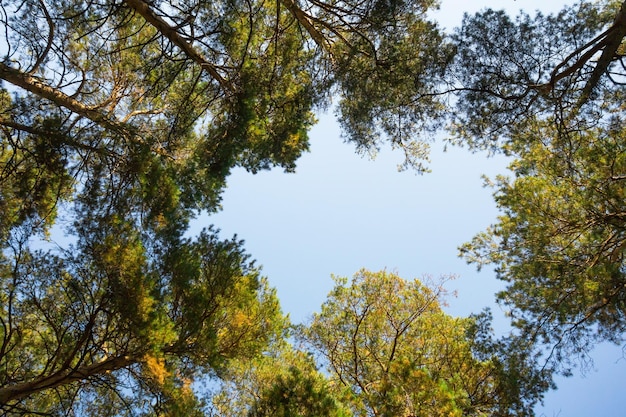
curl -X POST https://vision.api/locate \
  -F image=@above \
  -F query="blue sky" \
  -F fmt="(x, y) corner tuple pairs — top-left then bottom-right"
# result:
(199, 1), (626, 416)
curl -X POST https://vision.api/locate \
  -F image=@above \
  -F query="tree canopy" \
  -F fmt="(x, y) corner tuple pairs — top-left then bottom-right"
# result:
(455, 0), (626, 368)
(450, 0), (626, 151)
(3, 0), (626, 414)
(299, 270), (551, 417)
(461, 114), (626, 369)
(210, 337), (352, 417)
(0, 223), (286, 414)
(210, 270), (552, 417)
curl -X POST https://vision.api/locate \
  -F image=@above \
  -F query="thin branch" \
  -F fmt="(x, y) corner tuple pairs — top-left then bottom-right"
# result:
(0, 119), (116, 157)
(29, 0), (54, 75)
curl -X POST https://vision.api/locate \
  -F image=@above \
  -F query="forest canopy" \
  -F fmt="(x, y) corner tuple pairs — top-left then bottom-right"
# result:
(1, 0), (626, 415)
(0, 0), (455, 413)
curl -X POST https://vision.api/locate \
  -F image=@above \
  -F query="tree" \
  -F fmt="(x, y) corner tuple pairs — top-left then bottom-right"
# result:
(0, 0), (452, 413)
(299, 269), (551, 417)
(247, 364), (351, 417)
(460, 116), (626, 370)
(452, 0), (626, 369)
(0, 223), (286, 415)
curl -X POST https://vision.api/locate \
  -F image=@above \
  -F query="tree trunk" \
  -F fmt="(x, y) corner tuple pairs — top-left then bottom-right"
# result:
(0, 354), (136, 404)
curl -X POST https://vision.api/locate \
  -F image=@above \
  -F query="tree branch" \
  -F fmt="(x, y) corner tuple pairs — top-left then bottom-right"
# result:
(579, 1), (626, 104)
(0, 119), (116, 157)
(0, 354), (136, 404)
(279, 0), (332, 53)
(29, 0), (54, 75)
(0, 62), (134, 140)
(122, 0), (234, 93)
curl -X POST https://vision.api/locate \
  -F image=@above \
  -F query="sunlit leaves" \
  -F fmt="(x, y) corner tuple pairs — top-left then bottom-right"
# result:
(461, 115), (626, 368)
(212, 342), (351, 417)
(300, 269), (526, 417)
(0, 218), (284, 414)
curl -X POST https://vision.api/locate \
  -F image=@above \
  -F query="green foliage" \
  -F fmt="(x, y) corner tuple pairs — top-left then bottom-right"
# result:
(466, 310), (555, 417)
(0, 90), (74, 241)
(212, 343), (351, 417)
(300, 270), (547, 417)
(450, 1), (623, 151)
(452, 0), (626, 372)
(5, 0), (621, 413)
(461, 116), (626, 369)
(332, 0), (454, 172)
(0, 221), (285, 414)
(249, 365), (351, 417)
(210, 270), (550, 417)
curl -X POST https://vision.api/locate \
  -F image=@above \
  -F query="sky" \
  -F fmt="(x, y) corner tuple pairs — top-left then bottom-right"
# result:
(198, 1), (626, 416)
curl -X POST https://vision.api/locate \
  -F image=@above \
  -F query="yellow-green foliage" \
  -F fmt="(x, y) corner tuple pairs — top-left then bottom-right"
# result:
(303, 270), (506, 417)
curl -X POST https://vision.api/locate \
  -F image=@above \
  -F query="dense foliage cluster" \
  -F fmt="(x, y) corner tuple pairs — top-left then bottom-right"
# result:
(213, 271), (552, 417)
